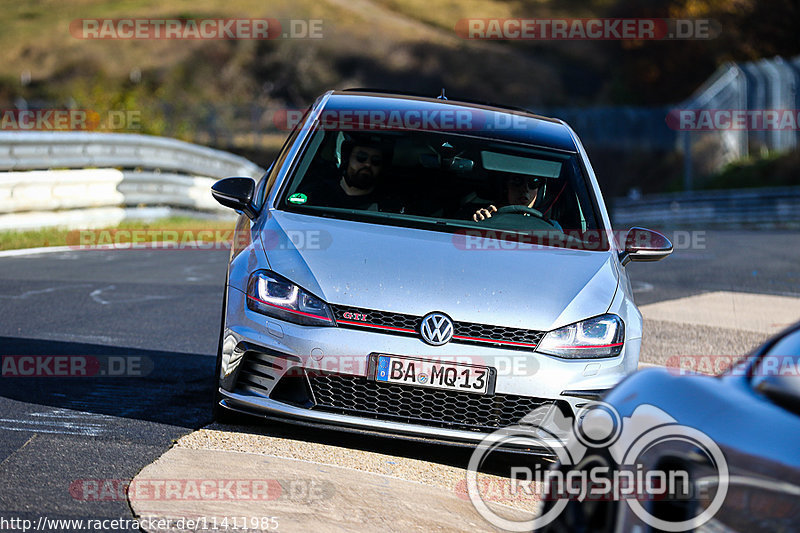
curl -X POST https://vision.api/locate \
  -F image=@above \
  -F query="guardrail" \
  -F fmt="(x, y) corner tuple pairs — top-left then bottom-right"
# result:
(0, 132), (266, 231)
(612, 186), (800, 229)
(0, 131), (264, 177)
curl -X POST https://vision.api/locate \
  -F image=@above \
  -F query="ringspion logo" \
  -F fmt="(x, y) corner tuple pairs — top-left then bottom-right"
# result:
(466, 402), (729, 531)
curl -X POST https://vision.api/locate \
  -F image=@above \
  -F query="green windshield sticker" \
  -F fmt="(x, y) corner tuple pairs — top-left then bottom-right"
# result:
(288, 193), (308, 205)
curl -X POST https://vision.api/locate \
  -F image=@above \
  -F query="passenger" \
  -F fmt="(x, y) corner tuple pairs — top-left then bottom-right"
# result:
(304, 136), (392, 211)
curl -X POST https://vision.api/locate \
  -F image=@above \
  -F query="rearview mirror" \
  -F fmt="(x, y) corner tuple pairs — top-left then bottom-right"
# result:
(211, 177), (257, 219)
(450, 156), (474, 173)
(619, 227), (672, 266)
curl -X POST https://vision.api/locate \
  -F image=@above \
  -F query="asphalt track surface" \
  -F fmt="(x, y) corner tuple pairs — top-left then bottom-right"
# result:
(0, 230), (798, 530)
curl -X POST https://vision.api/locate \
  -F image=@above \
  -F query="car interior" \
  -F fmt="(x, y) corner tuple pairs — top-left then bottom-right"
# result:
(283, 128), (601, 236)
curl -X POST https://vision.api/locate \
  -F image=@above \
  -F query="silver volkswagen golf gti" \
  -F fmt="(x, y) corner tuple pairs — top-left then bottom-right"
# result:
(211, 90), (671, 449)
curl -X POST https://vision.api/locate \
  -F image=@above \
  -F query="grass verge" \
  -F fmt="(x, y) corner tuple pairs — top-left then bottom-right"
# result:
(0, 216), (236, 252)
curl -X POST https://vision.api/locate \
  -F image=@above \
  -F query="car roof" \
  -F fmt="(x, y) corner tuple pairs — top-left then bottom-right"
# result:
(322, 90), (578, 152)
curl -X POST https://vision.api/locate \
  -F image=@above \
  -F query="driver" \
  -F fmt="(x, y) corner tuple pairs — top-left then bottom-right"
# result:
(472, 174), (541, 222)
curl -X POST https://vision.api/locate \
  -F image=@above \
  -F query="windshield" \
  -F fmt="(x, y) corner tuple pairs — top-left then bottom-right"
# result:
(277, 128), (608, 250)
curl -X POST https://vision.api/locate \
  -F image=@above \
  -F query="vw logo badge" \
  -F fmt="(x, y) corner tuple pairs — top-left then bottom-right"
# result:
(420, 312), (454, 346)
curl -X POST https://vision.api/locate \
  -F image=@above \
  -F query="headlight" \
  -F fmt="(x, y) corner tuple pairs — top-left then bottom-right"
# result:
(246, 270), (335, 326)
(536, 315), (624, 358)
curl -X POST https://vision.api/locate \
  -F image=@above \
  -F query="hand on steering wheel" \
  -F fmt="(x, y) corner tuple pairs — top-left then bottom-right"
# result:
(472, 205), (498, 221)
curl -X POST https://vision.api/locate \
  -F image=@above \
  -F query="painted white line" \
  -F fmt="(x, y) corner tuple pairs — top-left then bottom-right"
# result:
(0, 418), (104, 436)
(0, 245), (77, 258)
(0, 409), (115, 437)
(0, 284), (93, 300)
(0, 425), (103, 436)
(29, 410), (113, 419)
(37, 332), (117, 343)
(0, 244), (125, 258)
(90, 285), (116, 305)
(0, 241), (229, 258)
(89, 284), (171, 305)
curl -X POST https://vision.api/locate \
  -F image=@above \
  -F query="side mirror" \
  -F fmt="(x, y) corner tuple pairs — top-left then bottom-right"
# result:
(752, 356), (800, 417)
(619, 227), (672, 266)
(212, 177), (257, 219)
(751, 332), (800, 416)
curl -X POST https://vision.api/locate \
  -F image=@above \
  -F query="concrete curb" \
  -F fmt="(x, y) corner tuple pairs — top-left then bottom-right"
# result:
(129, 447), (531, 533)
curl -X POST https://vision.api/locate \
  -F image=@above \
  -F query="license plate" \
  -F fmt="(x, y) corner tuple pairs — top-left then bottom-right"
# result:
(373, 355), (492, 395)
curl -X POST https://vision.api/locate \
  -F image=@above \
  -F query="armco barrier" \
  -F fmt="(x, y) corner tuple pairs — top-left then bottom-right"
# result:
(612, 186), (800, 229)
(0, 132), (265, 231)
(0, 131), (263, 177)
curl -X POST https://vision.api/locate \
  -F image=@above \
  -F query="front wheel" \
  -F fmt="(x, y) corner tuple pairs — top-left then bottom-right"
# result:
(536, 453), (618, 533)
(212, 284), (245, 424)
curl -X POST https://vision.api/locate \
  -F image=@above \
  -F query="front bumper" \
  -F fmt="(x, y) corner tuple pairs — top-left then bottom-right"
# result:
(220, 387), (566, 453)
(218, 286), (639, 447)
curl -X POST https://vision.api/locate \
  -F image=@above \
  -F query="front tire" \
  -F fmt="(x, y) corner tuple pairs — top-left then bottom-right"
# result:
(212, 283), (244, 424)
(536, 453), (618, 533)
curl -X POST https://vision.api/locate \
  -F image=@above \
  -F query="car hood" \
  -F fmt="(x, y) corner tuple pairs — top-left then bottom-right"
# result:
(260, 211), (619, 331)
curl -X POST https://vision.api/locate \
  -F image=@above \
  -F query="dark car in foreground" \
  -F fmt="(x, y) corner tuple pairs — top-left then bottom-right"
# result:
(537, 322), (800, 532)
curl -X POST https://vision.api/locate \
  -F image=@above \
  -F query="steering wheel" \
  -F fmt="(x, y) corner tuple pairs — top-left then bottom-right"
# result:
(495, 205), (545, 218)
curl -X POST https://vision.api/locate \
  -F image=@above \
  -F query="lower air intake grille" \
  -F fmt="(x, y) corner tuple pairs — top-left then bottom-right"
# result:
(308, 373), (560, 432)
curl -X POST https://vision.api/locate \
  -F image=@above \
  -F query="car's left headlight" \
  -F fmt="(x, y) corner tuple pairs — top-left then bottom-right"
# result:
(536, 314), (624, 358)
(246, 270), (335, 327)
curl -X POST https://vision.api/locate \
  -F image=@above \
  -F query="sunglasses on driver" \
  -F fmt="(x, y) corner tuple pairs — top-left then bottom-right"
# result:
(507, 175), (542, 189)
(354, 151), (383, 166)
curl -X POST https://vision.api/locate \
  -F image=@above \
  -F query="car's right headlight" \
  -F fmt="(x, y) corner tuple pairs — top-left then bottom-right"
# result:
(536, 314), (624, 358)
(246, 270), (335, 327)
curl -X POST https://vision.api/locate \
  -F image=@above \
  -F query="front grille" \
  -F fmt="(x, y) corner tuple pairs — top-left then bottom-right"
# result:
(334, 307), (419, 331)
(452, 320), (545, 346)
(329, 304), (545, 350)
(308, 373), (560, 432)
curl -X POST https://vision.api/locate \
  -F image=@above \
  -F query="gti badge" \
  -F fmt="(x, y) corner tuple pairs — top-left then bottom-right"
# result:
(342, 311), (368, 321)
